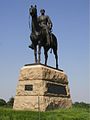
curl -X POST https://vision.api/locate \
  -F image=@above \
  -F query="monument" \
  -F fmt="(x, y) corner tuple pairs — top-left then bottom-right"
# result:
(13, 5), (72, 111)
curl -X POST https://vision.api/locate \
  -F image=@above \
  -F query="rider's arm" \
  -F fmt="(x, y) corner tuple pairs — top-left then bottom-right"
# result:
(47, 15), (53, 30)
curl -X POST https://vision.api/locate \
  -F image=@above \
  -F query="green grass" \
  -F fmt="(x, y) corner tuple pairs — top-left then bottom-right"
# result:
(0, 106), (89, 120)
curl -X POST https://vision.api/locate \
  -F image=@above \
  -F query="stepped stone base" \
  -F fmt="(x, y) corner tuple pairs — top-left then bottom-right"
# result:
(13, 64), (72, 111)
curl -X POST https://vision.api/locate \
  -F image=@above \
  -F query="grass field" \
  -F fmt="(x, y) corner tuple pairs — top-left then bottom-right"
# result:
(0, 105), (89, 120)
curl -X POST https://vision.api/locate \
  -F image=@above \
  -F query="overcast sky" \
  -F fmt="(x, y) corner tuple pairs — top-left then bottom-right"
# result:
(0, 0), (89, 103)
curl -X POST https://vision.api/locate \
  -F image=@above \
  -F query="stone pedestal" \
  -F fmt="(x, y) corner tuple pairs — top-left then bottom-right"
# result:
(13, 64), (72, 111)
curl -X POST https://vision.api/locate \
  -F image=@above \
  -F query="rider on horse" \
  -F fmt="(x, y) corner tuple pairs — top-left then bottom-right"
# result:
(38, 9), (53, 46)
(29, 9), (53, 49)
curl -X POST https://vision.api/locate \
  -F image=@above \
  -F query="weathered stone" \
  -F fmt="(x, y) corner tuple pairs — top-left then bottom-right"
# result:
(19, 65), (68, 84)
(13, 64), (72, 111)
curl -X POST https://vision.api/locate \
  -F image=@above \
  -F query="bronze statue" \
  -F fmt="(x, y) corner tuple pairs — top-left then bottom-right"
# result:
(29, 5), (58, 69)
(38, 9), (52, 46)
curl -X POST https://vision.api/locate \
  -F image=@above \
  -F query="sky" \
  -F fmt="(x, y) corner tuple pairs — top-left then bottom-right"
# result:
(0, 0), (89, 103)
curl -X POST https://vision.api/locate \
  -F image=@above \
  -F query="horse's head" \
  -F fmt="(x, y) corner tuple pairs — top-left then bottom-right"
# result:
(29, 5), (37, 17)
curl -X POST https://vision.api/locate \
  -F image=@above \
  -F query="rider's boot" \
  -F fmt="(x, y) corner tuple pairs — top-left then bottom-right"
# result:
(29, 44), (34, 49)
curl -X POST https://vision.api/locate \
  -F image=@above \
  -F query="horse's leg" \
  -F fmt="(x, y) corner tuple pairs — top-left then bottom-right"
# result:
(38, 45), (41, 63)
(53, 49), (58, 69)
(34, 46), (37, 63)
(44, 48), (48, 66)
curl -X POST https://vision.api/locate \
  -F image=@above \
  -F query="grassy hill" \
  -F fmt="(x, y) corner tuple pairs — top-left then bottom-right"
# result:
(0, 104), (89, 120)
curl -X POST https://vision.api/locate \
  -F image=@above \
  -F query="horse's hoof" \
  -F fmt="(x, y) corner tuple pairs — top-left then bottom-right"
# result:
(56, 65), (58, 69)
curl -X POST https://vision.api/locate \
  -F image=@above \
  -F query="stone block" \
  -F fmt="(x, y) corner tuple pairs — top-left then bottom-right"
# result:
(13, 64), (72, 111)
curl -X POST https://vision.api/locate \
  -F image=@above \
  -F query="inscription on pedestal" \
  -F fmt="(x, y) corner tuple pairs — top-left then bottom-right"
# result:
(47, 83), (67, 95)
(25, 85), (33, 91)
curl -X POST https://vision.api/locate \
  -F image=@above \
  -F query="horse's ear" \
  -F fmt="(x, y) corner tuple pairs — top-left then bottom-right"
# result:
(35, 5), (37, 8)
(31, 5), (33, 8)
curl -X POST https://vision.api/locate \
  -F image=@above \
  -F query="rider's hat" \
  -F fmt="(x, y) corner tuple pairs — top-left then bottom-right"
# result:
(40, 9), (45, 13)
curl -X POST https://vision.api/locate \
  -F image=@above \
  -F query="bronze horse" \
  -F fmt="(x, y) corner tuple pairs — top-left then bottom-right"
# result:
(29, 5), (58, 69)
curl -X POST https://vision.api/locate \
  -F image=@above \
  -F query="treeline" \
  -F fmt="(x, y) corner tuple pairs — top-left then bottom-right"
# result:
(0, 97), (90, 109)
(0, 97), (14, 107)
(73, 102), (90, 109)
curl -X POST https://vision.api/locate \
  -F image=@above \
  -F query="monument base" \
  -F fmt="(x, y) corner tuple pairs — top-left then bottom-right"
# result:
(13, 64), (72, 111)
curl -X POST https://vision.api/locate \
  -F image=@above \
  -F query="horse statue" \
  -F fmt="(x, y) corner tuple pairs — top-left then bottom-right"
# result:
(29, 5), (58, 69)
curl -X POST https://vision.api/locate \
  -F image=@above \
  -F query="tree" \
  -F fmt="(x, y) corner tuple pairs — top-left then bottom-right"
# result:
(0, 99), (7, 106)
(7, 97), (14, 107)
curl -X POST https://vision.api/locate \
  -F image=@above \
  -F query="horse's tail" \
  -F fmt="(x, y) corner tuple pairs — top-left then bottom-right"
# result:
(29, 8), (31, 30)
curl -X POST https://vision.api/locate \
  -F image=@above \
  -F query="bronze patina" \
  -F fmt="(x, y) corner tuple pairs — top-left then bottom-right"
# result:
(29, 5), (58, 69)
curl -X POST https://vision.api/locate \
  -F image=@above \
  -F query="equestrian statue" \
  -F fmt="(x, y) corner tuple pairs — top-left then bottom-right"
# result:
(29, 5), (58, 69)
